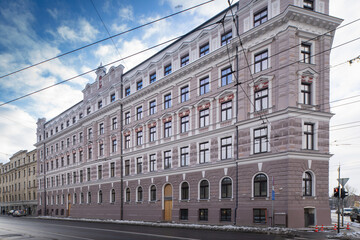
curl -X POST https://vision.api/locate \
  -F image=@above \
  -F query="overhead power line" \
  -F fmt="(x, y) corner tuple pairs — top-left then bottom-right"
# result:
(0, 0), (215, 80)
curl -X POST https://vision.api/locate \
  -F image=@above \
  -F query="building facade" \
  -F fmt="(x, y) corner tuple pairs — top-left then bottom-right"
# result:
(0, 150), (38, 215)
(35, 0), (342, 227)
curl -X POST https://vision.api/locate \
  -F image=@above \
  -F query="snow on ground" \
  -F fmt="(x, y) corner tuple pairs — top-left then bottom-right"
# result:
(331, 210), (360, 239)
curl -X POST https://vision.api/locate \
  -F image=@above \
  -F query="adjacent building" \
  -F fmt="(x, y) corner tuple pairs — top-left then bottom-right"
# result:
(35, 0), (342, 227)
(0, 150), (38, 215)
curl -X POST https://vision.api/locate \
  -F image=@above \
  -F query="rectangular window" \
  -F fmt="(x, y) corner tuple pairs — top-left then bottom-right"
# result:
(304, 123), (314, 150)
(110, 162), (115, 178)
(221, 31), (232, 46)
(125, 112), (130, 124)
(254, 8), (267, 27)
(79, 132), (83, 143)
(164, 121), (172, 138)
(164, 94), (171, 109)
(149, 154), (156, 172)
(88, 128), (93, 139)
(112, 139), (117, 153)
(181, 116), (189, 133)
(221, 101), (232, 121)
(112, 118), (117, 130)
(301, 82), (311, 105)
(199, 109), (210, 128)
(199, 209), (208, 221)
(72, 117), (76, 124)
(87, 167), (91, 181)
(199, 77), (209, 95)
(303, 0), (314, 10)
(137, 106), (143, 120)
(80, 170), (83, 183)
(199, 142), (210, 164)
(88, 147), (92, 159)
(125, 87), (130, 96)
(164, 151), (171, 169)
(124, 160), (130, 176)
(73, 172), (76, 184)
(99, 143), (104, 156)
(181, 86), (189, 103)
(301, 43), (311, 63)
(73, 153), (76, 163)
(79, 150), (83, 162)
(137, 157), (142, 174)
(164, 64), (172, 76)
(137, 80), (143, 90)
(98, 100), (102, 109)
(137, 131), (143, 146)
(149, 100), (156, 115)
(220, 209), (232, 222)
(181, 55), (189, 67)
(87, 107), (91, 115)
(98, 165), (102, 179)
(221, 137), (232, 160)
(253, 208), (267, 223)
(254, 50), (268, 73)
(180, 147), (189, 167)
(150, 72), (156, 84)
(199, 43), (209, 57)
(99, 123), (104, 135)
(254, 88), (268, 111)
(254, 127), (268, 154)
(110, 93), (115, 102)
(221, 67), (232, 86)
(149, 126), (156, 142)
(180, 209), (188, 220)
(125, 135), (130, 149)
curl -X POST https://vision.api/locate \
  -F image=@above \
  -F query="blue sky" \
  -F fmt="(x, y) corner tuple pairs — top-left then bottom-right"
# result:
(0, 0), (360, 195)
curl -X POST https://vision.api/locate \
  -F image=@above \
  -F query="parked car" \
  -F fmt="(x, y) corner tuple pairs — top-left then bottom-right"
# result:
(344, 208), (353, 216)
(7, 210), (15, 215)
(12, 210), (26, 217)
(350, 208), (360, 222)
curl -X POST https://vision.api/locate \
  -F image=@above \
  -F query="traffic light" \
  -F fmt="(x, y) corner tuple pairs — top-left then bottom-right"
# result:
(341, 188), (348, 199)
(334, 187), (339, 197)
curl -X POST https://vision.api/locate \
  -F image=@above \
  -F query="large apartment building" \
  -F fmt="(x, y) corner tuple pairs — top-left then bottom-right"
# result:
(35, 0), (342, 227)
(0, 150), (38, 215)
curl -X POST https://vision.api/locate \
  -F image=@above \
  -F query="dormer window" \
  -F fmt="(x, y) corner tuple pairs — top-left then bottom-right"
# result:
(303, 0), (314, 10)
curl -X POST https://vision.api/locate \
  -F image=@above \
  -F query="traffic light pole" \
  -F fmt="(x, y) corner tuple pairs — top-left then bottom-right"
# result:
(337, 166), (340, 234)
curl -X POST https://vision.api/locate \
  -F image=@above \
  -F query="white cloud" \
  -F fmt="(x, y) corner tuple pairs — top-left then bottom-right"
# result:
(118, 5), (134, 21)
(111, 23), (127, 33)
(57, 18), (99, 43)
(47, 8), (58, 19)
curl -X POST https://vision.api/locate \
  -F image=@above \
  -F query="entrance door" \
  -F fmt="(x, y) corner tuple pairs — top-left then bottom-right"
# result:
(164, 184), (172, 221)
(67, 194), (71, 217)
(304, 208), (315, 227)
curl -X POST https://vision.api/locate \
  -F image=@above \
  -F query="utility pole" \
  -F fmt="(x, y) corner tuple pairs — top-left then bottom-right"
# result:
(337, 165), (340, 234)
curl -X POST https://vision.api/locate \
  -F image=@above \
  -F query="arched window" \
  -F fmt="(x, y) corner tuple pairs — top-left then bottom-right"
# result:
(137, 186), (143, 202)
(303, 171), (313, 196)
(200, 180), (209, 199)
(150, 185), (156, 201)
(111, 189), (116, 203)
(254, 173), (267, 197)
(221, 177), (232, 199)
(126, 188), (130, 202)
(80, 192), (84, 204)
(98, 190), (103, 203)
(74, 193), (77, 204)
(88, 192), (91, 204)
(181, 182), (189, 200)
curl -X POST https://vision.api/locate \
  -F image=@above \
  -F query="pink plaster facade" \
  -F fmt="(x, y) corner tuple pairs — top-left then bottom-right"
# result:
(35, 0), (342, 228)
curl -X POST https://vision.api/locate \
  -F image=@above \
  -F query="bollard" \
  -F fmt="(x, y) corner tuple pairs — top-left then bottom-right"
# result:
(315, 225), (318, 232)
(347, 222), (350, 230)
(334, 224), (337, 231)
(320, 225), (324, 231)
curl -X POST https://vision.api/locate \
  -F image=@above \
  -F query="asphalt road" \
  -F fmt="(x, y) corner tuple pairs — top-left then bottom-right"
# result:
(0, 216), (287, 240)
(0, 216), (331, 240)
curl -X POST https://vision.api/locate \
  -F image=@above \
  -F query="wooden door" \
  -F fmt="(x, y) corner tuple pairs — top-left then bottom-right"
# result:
(164, 184), (172, 221)
(67, 194), (71, 217)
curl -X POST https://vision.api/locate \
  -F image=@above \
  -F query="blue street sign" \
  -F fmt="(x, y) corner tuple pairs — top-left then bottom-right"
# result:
(272, 189), (275, 200)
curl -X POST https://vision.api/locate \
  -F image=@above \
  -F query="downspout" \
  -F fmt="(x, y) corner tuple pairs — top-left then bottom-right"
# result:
(120, 75), (124, 220)
(234, 9), (240, 226)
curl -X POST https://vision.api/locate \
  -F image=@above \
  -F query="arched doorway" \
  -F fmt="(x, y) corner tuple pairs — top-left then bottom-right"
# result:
(164, 184), (172, 222)
(67, 194), (71, 217)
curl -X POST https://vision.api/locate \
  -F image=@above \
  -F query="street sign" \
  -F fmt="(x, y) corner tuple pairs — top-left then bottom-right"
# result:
(272, 190), (275, 200)
(337, 178), (349, 187)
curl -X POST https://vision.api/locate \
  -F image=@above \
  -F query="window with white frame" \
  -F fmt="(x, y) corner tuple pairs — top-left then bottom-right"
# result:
(111, 189), (116, 203)
(164, 150), (171, 169)
(221, 31), (232, 46)
(181, 85), (189, 103)
(181, 54), (189, 67)
(112, 118), (117, 130)
(164, 64), (172, 76)
(221, 177), (232, 198)
(199, 43), (209, 57)
(137, 80), (143, 90)
(98, 165), (102, 179)
(150, 72), (156, 84)
(136, 131), (143, 146)
(199, 77), (209, 95)
(125, 87), (130, 96)
(254, 8), (267, 27)
(199, 180), (209, 199)
(125, 135), (130, 149)
(301, 82), (311, 105)
(125, 112), (130, 124)
(181, 182), (189, 200)
(180, 147), (189, 167)
(254, 50), (268, 73)
(254, 87), (268, 111)
(199, 108), (210, 127)
(124, 160), (130, 176)
(254, 127), (268, 154)
(253, 173), (267, 197)
(137, 186), (143, 202)
(301, 42), (311, 64)
(98, 190), (103, 203)
(304, 122), (314, 150)
(221, 101), (232, 121)
(164, 94), (171, 109)
(164, 121), (172, 138)
(149, 126), (156, 142)
(302, 171), (313, 196)
(221, 137), (232, 160)
(99, 143), (104, 156)
(149, 154), (156, 172)
(137, 106), (143, 120)
(136, 157), (142, 174)
(303, 0), (314, 10)
(110, 162), (115, 177)
(181, 116), (189, 133)
(149, 100), (156, 115)
(150, 185), (156, 201)
(125, 188), (130, 202)
(221, 67), (232, 86)
(199, 142), (210, 164)
(99, 123), (104, 135)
